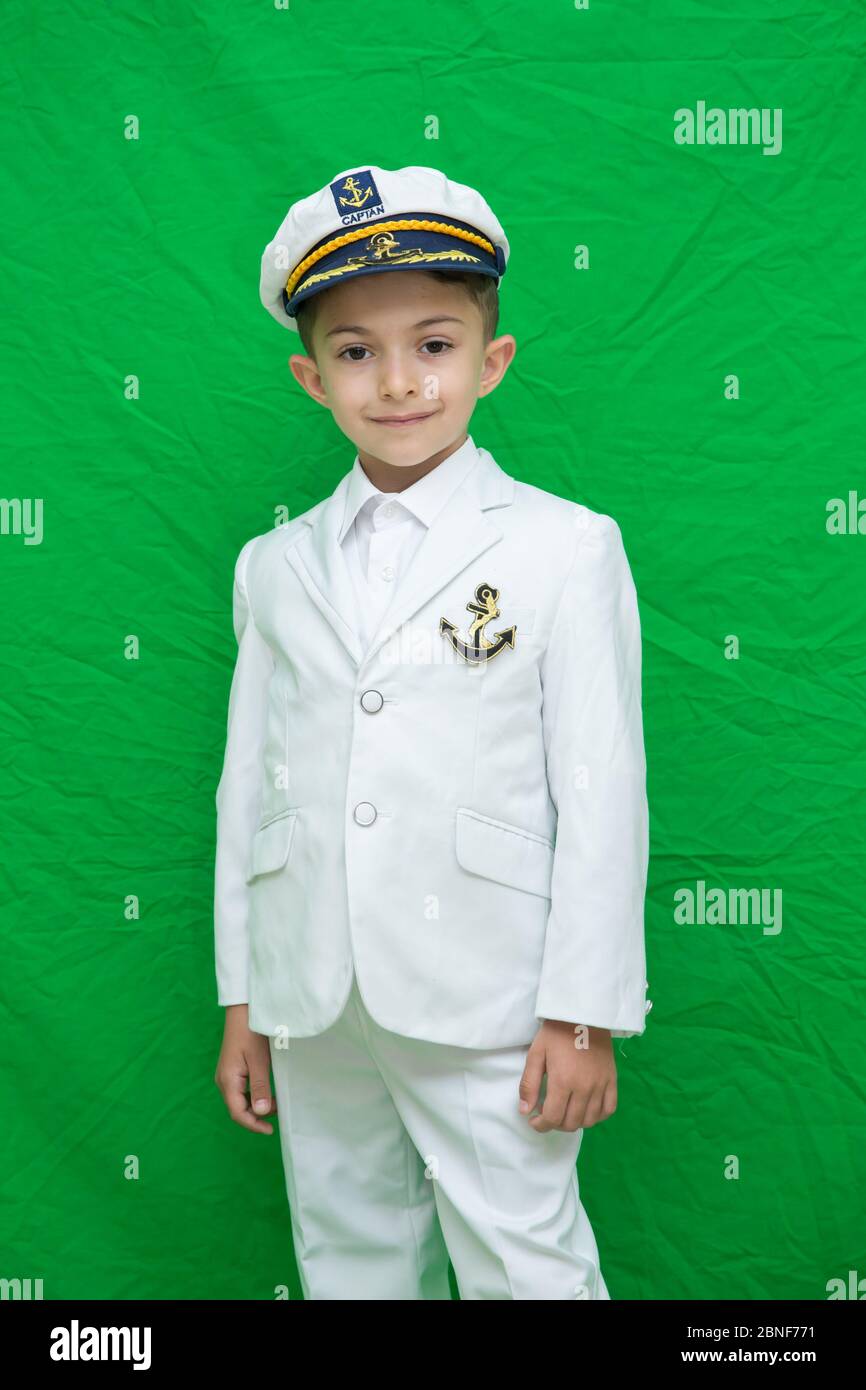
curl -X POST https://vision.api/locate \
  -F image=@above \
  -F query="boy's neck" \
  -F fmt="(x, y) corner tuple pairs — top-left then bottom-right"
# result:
(357, 431), (469, 493)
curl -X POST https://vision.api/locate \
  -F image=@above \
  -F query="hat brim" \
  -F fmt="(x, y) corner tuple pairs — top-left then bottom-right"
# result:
(282, 215), (505, 321)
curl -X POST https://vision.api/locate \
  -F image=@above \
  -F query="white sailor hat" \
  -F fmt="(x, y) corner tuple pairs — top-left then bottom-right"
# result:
(259, 163), (509, 334)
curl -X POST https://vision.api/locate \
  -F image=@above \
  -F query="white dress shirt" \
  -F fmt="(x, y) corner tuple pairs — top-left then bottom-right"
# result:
(338, 433), (481, 653)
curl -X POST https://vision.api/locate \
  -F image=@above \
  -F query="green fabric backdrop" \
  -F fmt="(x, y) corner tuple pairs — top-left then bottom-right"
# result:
(2, 0), (864, 1300)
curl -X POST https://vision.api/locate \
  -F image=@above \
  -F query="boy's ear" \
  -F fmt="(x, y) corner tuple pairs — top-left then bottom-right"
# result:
(289, 353), (330, 407)
(478, 333), (517, 400)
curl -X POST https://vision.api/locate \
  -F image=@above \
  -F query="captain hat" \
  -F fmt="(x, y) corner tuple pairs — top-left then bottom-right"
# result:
(259, 163), (509, 334)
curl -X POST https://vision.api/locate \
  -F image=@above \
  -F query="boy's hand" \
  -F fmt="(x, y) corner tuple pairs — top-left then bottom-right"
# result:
(214, 1004), (278, 1135)
(519, 1020), (617, 1133)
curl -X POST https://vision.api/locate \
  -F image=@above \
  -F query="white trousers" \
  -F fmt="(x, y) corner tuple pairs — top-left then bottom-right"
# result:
(268, 968), (611, 1301)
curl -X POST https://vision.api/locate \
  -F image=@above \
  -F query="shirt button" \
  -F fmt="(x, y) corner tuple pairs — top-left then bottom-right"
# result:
(353, 802), (377, 826)
(360, 689), (384, 713)
(384, 504), (395, 518)
(381, 564), (395, 581)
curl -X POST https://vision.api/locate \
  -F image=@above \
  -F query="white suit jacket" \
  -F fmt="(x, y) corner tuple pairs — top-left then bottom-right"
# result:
(214, 439), (650, 1049)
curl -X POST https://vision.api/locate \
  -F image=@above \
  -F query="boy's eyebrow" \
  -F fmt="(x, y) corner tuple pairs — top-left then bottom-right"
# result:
(324, 315), (465, 338)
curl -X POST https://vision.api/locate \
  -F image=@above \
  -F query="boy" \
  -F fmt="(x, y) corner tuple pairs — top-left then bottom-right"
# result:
(213, 164), (650, 1301)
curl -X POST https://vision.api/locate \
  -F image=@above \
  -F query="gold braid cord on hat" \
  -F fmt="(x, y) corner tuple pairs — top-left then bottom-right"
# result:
(285, 220), (493, 300)
(295, 237), (481, 296)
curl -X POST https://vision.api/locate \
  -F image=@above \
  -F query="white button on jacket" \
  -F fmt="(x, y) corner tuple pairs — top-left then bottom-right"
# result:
(213, 435), (650, 1048)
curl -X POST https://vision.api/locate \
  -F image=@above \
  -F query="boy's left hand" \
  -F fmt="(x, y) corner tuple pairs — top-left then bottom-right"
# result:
(519, 1020), (617, 1133)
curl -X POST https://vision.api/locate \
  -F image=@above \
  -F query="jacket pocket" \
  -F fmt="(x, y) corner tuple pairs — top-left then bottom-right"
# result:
(455, 806), (554, 899)
(246, 808), (299, 882)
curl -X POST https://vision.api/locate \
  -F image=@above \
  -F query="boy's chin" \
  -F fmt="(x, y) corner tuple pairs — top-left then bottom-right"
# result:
(354, 423), (451, 465)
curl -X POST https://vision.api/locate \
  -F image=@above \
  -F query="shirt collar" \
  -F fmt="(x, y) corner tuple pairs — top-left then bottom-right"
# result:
(338, 434), (480, 544)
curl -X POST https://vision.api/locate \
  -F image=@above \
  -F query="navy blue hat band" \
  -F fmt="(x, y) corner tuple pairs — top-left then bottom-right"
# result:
(283, 211), (505, 318)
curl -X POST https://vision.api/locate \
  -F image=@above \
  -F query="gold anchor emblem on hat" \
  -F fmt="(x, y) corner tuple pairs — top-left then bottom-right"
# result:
(338, 176), (375, 210)
(347, 230), (424, 265)
(440, 583), (517, 664)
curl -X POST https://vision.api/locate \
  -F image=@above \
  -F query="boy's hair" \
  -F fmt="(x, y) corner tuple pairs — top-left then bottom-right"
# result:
(294, 269), (500, 360)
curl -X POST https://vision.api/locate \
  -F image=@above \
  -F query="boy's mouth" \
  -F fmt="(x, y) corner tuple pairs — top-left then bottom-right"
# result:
(369, 412), (435, 427)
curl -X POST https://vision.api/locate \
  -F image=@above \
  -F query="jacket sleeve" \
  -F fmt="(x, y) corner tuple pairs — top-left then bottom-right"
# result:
(213, 536), (273, 1007)
(535, 509), (650, 1037)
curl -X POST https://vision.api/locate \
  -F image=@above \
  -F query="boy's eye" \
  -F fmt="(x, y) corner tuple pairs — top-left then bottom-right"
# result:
(337, 339), (453, 361)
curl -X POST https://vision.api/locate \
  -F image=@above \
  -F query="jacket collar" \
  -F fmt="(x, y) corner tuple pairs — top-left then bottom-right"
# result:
(284, 436), (516, 671)
(338, 433), (482, 541)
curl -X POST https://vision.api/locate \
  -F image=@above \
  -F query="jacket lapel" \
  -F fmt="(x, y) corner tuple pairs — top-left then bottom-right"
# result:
(284, 472), (364, 667)
(284, 445), (515, 673)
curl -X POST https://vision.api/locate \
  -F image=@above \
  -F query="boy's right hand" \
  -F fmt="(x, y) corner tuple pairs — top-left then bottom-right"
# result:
(214, 1004), (278, 1135)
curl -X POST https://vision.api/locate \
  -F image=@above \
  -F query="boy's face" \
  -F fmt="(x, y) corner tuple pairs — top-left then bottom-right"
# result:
(288, 270), (516, 475)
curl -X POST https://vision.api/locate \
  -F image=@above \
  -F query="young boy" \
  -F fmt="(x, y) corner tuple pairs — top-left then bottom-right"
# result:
(213, 164), (650, 1301)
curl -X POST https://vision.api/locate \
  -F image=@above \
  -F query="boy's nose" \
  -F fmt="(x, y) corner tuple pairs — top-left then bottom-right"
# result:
(377, 357), (422, 399)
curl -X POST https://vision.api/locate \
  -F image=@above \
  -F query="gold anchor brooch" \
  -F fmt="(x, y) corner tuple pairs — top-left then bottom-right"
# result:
(440, 583), (517, 664)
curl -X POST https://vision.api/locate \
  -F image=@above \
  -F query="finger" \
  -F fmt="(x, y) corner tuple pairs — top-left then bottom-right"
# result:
(601, 1077), (618, 1120)
(579, 1088), (605, 1130)
(518, 1046), (546, 1115)
(220, 1065), (276, 1135)
(562, 1091), (586, 1133)
(248, 1053), (277, 1118)
(530, 1080), (570, 1133)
